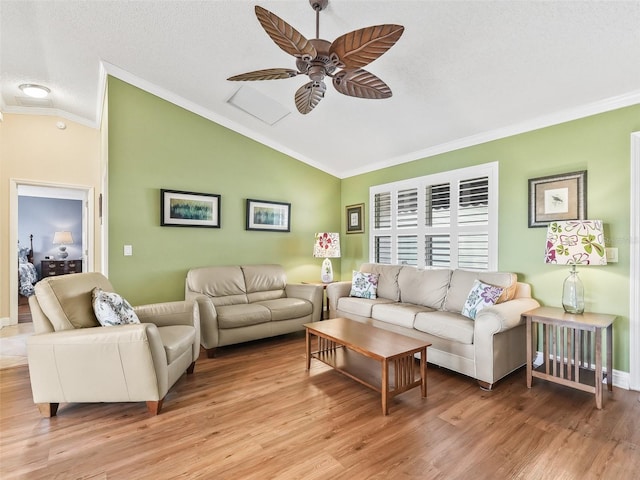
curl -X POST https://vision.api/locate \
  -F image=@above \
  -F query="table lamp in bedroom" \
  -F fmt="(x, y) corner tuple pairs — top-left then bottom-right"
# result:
(53, 231), (74, 259)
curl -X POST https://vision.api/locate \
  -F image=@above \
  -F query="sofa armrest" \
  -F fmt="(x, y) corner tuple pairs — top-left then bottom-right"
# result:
(189, 295), (219, 350)
(326, 281), (352, 313)
(286, 284), (323, 322)
(474, 297), (541, 336)
(134, 300), (196, 327)
(27, 324), (169, 403)
(473, 297), (541, 386)
(134, 300), (200, 364)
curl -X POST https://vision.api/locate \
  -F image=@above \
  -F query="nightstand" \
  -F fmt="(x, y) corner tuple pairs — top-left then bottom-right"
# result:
(41, 259), (83, 278)
(522, 306), (615, 409)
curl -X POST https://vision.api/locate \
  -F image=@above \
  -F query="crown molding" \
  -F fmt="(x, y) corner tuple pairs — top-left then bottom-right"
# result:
(340, 90), (640, 179)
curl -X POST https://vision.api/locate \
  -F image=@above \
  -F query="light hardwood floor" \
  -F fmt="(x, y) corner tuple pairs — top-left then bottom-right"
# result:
(1, 331), (639, 479)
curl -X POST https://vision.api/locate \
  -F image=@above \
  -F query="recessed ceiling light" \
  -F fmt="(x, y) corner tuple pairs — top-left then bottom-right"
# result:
(19, 84), (51, 99)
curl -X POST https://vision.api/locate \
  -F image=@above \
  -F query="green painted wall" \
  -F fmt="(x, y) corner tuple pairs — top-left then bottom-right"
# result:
(340, 104), (640, 373)
(108, 75), (637, 373)
(107, 77), (341, 305)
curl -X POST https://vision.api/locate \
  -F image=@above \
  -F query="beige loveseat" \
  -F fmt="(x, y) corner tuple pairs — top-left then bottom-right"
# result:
(186, 264), (323, 357)
(27, 273), (200, 416)
(326, 263), (540, 389)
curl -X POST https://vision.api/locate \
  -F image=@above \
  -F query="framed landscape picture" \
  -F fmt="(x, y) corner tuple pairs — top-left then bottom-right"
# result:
(528, 171), (586, 228)
(246, 199), (291, 232)
(346, 203), (364, 234)
(160, 189), (221, 228)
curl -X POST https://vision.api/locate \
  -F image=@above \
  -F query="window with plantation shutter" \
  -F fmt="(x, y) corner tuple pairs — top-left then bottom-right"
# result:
(370, 162), (498, 270)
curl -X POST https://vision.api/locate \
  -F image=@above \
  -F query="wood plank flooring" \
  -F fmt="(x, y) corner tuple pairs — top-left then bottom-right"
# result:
(17, 298), (32, 324)
(1, 332), (639, 479)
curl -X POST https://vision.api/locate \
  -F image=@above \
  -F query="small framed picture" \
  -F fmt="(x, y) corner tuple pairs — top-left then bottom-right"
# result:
(160, 189), (221, 228)
(528, 171), (586, 228)
(246, 199), (291, 232)
(346, 203), (364, 234)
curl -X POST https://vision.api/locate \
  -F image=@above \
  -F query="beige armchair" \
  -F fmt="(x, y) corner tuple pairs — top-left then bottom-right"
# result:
(27, 272), (200, 416)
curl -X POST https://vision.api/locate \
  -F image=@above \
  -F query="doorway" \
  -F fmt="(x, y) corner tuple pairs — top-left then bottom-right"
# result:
(8, 179), (94, 326)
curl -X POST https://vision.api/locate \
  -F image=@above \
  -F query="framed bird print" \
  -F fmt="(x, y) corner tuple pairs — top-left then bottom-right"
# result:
(528, 171), (586, 228)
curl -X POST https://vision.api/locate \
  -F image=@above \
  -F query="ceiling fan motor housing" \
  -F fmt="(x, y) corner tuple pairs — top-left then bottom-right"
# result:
(298, 39), (336, 82)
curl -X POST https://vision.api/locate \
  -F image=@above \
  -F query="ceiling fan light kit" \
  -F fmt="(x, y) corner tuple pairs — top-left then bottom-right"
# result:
(227, 0), (404, 114)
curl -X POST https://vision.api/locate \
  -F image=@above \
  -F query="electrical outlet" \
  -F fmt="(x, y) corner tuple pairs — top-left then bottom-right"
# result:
(605, 247), (618, 263)
(124, 245), (133, 256)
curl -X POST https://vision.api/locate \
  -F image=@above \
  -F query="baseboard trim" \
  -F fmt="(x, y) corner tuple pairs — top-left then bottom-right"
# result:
(533, 351), (630, 390)
(1, 317), (13, 328)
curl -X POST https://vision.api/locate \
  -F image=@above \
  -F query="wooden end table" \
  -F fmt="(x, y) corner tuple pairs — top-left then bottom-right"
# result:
(523, 306), (615, 409)
(304, 317), (431, 415)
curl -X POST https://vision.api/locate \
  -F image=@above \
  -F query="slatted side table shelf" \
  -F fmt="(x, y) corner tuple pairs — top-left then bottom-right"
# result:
(523, 306), (615, 409)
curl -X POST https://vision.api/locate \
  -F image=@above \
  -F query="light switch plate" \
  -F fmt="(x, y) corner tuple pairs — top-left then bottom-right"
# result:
(124, 245), (133, 256)
(605, 247), (618, 263)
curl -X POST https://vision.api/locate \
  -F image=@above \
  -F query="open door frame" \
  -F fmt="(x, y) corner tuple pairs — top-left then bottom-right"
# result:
(630, 132), (640, 392)
(7, 179), (95, 326)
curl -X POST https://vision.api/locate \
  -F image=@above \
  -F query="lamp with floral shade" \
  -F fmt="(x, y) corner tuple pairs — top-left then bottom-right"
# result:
(544, 220), (607, 314)
(313, 232), (340, 283)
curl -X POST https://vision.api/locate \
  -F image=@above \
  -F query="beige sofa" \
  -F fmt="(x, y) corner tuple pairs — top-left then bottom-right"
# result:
(27, 273), (200, 416)
(185, 264), (323, 357)
(326, 263), (540, 389)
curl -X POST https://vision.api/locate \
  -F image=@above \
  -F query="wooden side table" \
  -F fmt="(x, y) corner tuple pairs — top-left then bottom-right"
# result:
(522, 306), (615, 409)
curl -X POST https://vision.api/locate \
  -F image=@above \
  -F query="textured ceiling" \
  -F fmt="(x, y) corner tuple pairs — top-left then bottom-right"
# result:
(2, 1), (640, 178)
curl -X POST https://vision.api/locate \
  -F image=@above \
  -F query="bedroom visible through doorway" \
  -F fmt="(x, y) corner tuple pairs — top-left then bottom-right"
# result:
(8, 180), (94, 326)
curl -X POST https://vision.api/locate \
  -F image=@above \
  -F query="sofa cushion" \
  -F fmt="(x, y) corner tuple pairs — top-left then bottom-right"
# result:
(360, 263), (403, 301)
(461, 280), (504, 320)
(350, 271), (378, 299)
(398, 267), (451, 309)
(414, 311), (475, 344)
(92, 288), (140, 327)
(243, 264), (287, 303)
(371, 303), (435, 329)
(186, 266), (248, 306)
(216, 304), (271, 328)
(158, 325), (196, 364)
(336, 296), (395, 318)
(443, 270), (517, 314)
(256, 298), (312, 321)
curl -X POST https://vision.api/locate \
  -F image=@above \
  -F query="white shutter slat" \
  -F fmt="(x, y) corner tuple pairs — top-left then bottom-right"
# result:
(458, 177), (489, 226)
(398, 235), (418, 265)
(397, 188), (418, 228)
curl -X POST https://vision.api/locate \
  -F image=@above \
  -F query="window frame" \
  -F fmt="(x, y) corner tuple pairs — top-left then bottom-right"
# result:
(368, 162), (499, 270)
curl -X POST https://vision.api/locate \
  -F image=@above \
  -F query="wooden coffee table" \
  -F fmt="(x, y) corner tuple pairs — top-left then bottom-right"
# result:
(304, 317), (431, 415)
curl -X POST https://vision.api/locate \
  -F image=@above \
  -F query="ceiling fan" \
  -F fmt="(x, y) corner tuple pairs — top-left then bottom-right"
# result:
(227, 0), (404, 114)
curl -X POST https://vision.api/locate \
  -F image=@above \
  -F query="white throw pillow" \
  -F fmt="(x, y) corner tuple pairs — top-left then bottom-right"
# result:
(461, 279), (504, 320)
(92, 287), (140, 326)
(349, 271), (379, 299)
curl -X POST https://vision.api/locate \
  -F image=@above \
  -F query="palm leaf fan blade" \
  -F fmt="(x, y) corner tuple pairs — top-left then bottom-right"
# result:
(329, 24), (404, 69)
(255, 6), (317, 60)
(332, 69), (392, 99)
(295, 81), (327, 114)
(227, 69), (299, 81)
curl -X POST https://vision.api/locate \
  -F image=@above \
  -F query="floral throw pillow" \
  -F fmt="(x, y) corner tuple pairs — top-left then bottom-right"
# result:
(349, 271), (379, 299)
(92, 287), (140, 327)
(461, 280), (504, 320)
